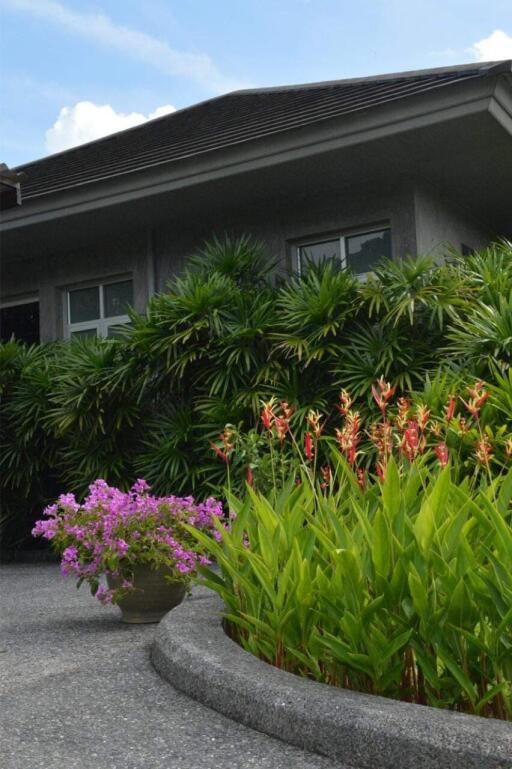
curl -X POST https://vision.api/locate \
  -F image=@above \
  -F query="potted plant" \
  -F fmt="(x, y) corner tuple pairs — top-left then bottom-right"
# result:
(32, 478), (225, 623)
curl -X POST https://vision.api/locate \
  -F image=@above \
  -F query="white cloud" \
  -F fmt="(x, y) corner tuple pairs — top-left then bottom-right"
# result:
(470, 29), (512, 61)
(45, 101), (176, 154)
(2, 0), (245, 94)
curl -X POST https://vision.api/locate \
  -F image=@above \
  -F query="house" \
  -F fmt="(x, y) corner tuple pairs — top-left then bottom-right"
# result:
(1, 60), (511, 344)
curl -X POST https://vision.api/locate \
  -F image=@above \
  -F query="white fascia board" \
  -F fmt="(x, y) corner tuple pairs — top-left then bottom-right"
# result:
(0, 76), (505, 232)
(488, 76), (512, 135)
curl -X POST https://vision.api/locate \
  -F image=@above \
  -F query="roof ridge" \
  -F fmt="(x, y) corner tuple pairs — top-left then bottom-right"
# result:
(230, 60), (510, 95)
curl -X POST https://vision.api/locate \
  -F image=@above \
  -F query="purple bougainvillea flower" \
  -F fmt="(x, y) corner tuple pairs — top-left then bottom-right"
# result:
(31, 479), (226, 605)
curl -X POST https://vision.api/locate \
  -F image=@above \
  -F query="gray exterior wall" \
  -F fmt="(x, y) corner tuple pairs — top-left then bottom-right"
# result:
(414, 184), (491, 257)
(153, 184), (417, 291)
(0, 181), (493, 342)
(1, 230), (151, 342)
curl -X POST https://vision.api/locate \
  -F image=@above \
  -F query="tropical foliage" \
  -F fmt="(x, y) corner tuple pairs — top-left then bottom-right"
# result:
(206, 376), (512, 495)
(1, 236), (512, 548)
(191, 458), (512, 719)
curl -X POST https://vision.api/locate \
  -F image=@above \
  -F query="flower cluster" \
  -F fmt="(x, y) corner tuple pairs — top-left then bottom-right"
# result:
(337, 378), (505, 479)
(32, 479), (224, 604)
(209, 378), (511, 493)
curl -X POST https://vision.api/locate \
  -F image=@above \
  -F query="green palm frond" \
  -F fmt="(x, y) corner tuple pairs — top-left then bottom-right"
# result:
(446, 293), (512, 375)
(361, 255), (471, 328)
(188, 232), (278, 287)
(453, 240), (512, 304)
(334, 322), (437, 397)
(274, 262), (360, 364)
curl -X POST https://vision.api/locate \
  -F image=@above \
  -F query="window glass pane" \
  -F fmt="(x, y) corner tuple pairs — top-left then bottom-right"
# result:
(299, 239), (341, 270)
(0, 302), (40, 344)
(346, 229), (391, 274)
(104, 280), (133, 318)
(69, 286), (100, 323)
(70, 328), (97, 339)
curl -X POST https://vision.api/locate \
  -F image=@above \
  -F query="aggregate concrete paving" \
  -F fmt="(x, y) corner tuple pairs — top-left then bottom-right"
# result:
(0, 564), (339, 769)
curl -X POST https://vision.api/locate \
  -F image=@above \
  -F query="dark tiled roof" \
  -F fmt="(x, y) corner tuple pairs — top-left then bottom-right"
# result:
(15, 62), (508, 200)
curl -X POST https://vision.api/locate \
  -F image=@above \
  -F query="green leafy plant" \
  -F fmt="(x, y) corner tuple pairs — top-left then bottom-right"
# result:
(3, 237), (512, 550)
(0, 341), (60, 548)
(191, 458), (512, 719)
(47, 338), (146, 492)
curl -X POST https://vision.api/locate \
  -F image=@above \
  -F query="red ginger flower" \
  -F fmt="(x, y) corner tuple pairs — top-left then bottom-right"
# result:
(372, 377), (395, 416)
(209, 441), (230, 464)
(320, 464), (331, 490)
(430, 420), (442, 437)
(396, 397), (411, 431)
(261, 398), (276, 430)
(375, 462), (386, 483)
(456, 416), (469, 435)
(306, 409), (324, 439)
(220, 426), (234, 453)
(402, 421), (420, 461)
(462, 381), (490, 418)
(445, 395), (457, 421)
(434, 442), (449, 467)
(475, 436), (493, 465)
(274, 416), (289, 444)
(337, 389), (354, 416)
(304, 431), (314, 462)
(369, 420), (393, 460)
(416, 404), (431, 431)
(335, 410), (361, 466)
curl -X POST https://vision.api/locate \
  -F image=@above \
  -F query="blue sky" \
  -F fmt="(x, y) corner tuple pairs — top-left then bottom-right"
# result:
(1, 0), (511, 166)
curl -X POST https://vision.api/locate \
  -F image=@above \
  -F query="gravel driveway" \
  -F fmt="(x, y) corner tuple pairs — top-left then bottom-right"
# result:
(0, 564), (340, 769)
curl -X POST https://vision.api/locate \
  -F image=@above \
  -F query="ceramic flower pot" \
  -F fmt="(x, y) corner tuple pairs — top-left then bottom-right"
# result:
(107, 565), (186, 624)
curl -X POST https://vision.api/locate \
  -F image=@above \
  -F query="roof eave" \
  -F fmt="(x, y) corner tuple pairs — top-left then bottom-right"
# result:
(1, 72), (508, 232)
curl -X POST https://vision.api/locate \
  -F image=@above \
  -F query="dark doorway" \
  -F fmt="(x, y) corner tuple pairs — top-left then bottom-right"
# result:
(0, 301), (40, 344)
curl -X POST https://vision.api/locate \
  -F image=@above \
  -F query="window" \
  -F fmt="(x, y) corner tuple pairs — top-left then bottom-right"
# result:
(0, 298), (40, 344)
(297, 227), (392, 276)
(67, 279), (133, 339)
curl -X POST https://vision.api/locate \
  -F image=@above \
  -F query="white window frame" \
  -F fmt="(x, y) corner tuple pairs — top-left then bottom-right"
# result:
(65, 277), (132, 339)
(295, 225), (392, 278)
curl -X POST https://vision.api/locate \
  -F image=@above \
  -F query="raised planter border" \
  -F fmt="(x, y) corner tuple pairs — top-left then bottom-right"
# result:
(151, 589), (512, 769)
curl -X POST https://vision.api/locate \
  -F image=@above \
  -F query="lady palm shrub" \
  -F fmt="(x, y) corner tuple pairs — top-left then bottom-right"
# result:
(447, 293), (512, 375)
(127, 242), (281, 494)
(47, 338), (147, 493)
(134, 399), (242, 495)
(273, 263), (360, 365)
(360, 254), (470, 328)
(340, 256), (470, 398)
(187, 233), (279, 288)
(333, 322), (435, 397)
(0, 341), (60, 547)
(455, 241), (512, 305)
(445, 241), (512, 376)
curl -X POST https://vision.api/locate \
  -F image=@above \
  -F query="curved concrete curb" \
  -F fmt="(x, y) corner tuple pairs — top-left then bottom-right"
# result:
(151, 590), (512, 769)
